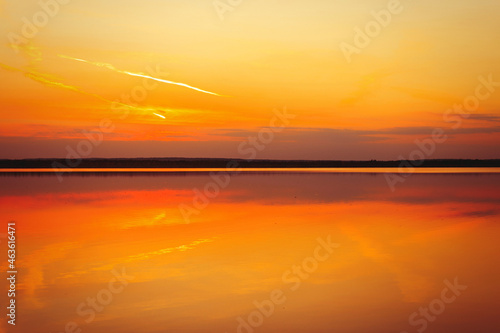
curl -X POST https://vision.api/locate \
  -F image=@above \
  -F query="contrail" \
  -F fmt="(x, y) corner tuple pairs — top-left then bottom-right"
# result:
(59, 55), (222, 96)
(3, 43), (181, 120)
(0, 61), (174, 119)
(153, 112), (166, 119)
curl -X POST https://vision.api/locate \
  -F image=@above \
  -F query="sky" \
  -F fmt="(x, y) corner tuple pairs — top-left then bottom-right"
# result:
(0, 0), (499, 160)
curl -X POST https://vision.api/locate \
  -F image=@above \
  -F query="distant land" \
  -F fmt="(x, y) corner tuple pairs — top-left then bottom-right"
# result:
(0, 158), (499, 169)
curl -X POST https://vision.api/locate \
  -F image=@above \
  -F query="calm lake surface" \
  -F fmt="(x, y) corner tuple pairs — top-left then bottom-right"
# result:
(0, 171), (499, 332)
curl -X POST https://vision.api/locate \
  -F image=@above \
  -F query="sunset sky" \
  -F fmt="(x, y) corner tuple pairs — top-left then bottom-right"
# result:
(1, 0), (499, 159)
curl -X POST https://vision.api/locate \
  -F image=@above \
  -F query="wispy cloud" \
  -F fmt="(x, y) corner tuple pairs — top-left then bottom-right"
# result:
(458, 210), (499, 218)
(390, 85), (458, 105)
(341, 69), (394, 106)
(468, 114), (500, 123)
(1, 44), (180, 119)
(1, 60), (173, 117)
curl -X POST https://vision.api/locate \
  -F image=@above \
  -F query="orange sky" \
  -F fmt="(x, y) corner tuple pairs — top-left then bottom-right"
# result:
(0, 0), (499, 159)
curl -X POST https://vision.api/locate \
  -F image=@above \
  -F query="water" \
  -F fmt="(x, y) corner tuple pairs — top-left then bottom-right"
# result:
(0, 171), (499, 332)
